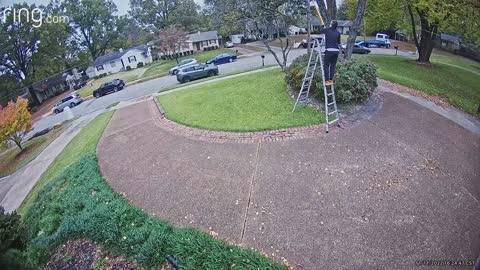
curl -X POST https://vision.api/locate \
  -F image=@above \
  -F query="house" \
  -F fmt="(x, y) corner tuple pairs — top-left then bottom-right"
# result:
(308, 18), (352, 34)
(289, 25), (307, 35)
(187, 31), (222, 51)
(29, 72), (70, 104)
(89, 44), (152, 78)
(438, 33), (460, 51)
(336, 20), (352, 35)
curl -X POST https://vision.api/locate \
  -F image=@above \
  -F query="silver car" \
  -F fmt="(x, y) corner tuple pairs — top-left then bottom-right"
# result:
(53, 93), (83, 114)
(169, 59), (198, 75)
(176, 64), (219, 83)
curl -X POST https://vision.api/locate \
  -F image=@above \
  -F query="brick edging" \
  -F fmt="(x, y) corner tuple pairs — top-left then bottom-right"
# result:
(149, 99), (330, 144)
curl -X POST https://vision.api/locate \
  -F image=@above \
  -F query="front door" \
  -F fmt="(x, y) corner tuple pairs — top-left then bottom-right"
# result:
(195, 42), (200, 51)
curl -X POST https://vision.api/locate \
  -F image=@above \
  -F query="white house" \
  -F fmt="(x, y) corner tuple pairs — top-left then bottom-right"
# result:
(89, 44), (152, 78)
(187, 31), (221, 51)
(289, 25), (307, 35)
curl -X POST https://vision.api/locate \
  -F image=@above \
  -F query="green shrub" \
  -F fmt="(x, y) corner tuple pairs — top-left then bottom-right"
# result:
(0, 207), (22, 254)
(126, 66), (132, 71)
(21, 155), (286, 270)
(285, 54), (377, 103)
(137, 62), (144, 68)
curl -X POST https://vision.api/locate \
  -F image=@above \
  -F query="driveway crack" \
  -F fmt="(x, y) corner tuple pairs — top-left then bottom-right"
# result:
(240, 141), (261, 243)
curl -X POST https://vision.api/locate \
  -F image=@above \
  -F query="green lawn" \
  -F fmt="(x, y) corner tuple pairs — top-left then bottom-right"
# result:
(431, 54), (480, 74)
(365, 55), (480, 117)
(0, 126), (65, 177)
(14, 111), (285, 270)
(143, 49), (237, 78)
(158, 69), (324, 132)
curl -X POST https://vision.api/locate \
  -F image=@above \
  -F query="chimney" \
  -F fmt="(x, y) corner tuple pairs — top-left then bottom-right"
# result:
(119, 48), (123, 52)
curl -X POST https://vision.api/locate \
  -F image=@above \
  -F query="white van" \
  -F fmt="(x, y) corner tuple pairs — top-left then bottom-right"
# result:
(376, 33), (391, 46)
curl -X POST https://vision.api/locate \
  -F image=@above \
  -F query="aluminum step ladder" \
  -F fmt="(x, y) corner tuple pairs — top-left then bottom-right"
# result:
(292, 39), (340, 133)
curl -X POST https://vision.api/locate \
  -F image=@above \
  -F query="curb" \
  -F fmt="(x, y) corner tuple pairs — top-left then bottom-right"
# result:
(150, 99), (329, 144)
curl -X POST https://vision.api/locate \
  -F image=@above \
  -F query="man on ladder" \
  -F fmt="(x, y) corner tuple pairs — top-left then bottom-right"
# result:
(319, 20), (341, 86)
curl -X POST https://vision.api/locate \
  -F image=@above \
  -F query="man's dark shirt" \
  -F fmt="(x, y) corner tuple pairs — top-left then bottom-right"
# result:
(319, 27), (341, 51)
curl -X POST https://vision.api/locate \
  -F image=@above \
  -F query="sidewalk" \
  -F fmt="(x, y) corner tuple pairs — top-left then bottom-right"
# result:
(98, 89), (479, 269)
(0, 110), (104, 212)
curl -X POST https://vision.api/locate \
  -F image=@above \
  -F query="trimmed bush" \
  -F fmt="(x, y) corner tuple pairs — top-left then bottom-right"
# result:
(126, 66), (132, 71)
(285, 54), (377, 103)
(137, 62), (144, 68)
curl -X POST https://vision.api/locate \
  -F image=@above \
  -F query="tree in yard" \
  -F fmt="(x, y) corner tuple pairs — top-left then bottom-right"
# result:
(0, 97), (32, 151)
(344, 0), (368, 59)
(0, 4), (43, 106)
(241, 0), (305, 71)
(155, 25), (189, 64)
(404, 0), (478, 64)
(130, 0), (203, 31)
(62, 0), (126, 60)
(204, 0), (243, 40)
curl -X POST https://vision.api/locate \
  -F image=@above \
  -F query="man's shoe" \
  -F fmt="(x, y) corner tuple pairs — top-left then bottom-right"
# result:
(325, 80), (333, 86)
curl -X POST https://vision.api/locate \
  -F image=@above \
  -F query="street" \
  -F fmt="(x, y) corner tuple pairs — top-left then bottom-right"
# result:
(32, 46), (405, 133)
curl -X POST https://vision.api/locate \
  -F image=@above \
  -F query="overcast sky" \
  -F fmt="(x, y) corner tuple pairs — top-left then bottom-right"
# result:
(1, 0), (205, 15)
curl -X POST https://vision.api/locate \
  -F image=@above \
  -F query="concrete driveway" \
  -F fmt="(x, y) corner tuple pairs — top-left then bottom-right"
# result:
(98, 90), (479, 269)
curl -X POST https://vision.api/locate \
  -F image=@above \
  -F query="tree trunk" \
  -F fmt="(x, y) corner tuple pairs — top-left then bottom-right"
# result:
(416, 14), (437, 64)
(314, 0), (329, 26)
(12, 139), (23, 151)
(344, 0), (367, 59)
(327, 0), (337, 22)
(407, 5), (437, 64)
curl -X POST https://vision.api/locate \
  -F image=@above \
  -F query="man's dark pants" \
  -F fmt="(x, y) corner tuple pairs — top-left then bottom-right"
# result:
(323, 50), (339, 81)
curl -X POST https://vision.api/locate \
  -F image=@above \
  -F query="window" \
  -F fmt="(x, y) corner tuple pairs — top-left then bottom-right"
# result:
(62, 96), (73, 103)
(128, 56), (137, 63)
(96, 65), (104, 71)
(110, 61), (116, 67)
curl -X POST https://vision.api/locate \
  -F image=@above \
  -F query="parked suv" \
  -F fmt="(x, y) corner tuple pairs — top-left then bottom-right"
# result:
(53, 93), (84, 114)
(176, 64), (218, 83)
(169, 59), (198, 75)
(93, 79), (125, 98)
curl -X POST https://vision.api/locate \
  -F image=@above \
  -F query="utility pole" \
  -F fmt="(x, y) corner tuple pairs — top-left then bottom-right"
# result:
(306, 0), (311, 55)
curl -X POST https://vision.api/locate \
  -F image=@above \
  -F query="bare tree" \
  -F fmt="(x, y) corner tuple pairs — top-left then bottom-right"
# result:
(344, 0), (367, 59)
(242, 0), (303, 71)
(155, 25), (188, 64)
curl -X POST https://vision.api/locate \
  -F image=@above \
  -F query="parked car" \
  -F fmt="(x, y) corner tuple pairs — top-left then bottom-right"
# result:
(206, 53), (237, 65)
(341, 44), (371, 54)
(53, 93), (84, 114)
(224, 41), (234, 48)
(93, 79), (125, 98)
(176, 64), (219, 83)
(73, 80), (87, 90)
(169, 59), (198, 75)
(356, 39), (390, 48)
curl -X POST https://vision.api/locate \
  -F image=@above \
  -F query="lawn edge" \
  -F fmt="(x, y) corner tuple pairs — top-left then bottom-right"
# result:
(153, 98), (327, 142)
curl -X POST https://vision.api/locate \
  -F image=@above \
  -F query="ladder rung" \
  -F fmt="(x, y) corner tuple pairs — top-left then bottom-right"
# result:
(328, 118), (338, 124)
(327, 92), (334, 96)
(327, 102), (335, 106)
(328, 111), (337, 115)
